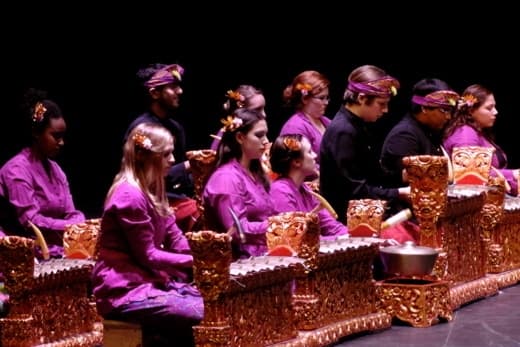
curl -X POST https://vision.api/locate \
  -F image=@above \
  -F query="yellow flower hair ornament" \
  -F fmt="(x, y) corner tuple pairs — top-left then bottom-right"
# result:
(295, 83), (312, 96)
(226, 90), (244, 102)
(221, 115), (243, 132)
(133, 132), (153, 150)
(32, 102), (47, 123)
(283, 137), (301, 152)
(459, 94), (478, 108)
(226, 90), (245, 108)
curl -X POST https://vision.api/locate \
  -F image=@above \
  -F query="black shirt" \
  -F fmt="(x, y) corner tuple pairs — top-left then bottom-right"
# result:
(320, 107), (398, 224)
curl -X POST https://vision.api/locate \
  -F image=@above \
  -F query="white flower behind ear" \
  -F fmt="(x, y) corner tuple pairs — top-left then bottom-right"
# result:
(142, 138), (153, 150)
(133, 132), (154, 150)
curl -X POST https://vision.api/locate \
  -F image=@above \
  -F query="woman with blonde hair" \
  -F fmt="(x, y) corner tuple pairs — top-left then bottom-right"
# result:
(92, 123), (203, 346)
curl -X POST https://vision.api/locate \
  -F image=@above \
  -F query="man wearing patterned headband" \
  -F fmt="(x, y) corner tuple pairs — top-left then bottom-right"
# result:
(125, 63), (198, 233)
(320, 65), (410, 228)
(381, 78), (459, 188)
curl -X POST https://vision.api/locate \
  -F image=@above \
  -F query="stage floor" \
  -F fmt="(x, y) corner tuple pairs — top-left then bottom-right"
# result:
(335, 283), (520, 347)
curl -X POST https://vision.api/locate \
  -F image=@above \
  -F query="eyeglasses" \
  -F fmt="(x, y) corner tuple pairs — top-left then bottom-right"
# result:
(312, 95), (330, 102)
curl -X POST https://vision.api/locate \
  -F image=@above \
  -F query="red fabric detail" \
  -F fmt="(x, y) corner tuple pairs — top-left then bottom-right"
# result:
(169, 198), (200, 233)
(380, 220), (420, 244)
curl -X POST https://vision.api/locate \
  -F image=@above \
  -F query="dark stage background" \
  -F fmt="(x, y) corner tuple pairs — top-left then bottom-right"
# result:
(2, 10), (518, 218)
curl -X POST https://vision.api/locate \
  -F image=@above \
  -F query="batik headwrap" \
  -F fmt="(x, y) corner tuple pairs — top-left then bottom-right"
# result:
(347, 76), (400, 97)
(144, 64), (184, 88)
(412, 90), (460, 108)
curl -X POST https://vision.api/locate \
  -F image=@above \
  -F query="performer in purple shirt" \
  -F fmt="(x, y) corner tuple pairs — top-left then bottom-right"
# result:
(203, 108), (274, 259)
(0, 89), (84, 254)
(270, 134), (348, 238)
(210, 84), (266, 150)
(444, 84), (519, 195)
(280, 70), (331, 165)
(92, 123), (202, 346)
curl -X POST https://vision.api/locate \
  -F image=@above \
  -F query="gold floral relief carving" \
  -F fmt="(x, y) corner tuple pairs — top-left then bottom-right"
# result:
(187, 230), (232, 301)
(403, 155), (448, 246)
(186, 149), (217, 228)
(376, 280), (452, 327)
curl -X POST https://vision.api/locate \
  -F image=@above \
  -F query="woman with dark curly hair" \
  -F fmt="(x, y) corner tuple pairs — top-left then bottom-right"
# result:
(0, 88), (84, 257)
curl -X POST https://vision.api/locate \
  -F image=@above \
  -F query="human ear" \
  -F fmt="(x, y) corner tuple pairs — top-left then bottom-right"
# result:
(235, 132), (245, 145)
(149, 88), (160, 100)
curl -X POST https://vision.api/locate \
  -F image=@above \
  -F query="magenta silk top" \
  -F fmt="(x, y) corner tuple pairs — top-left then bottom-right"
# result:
(280, 112), (331, 163)
(443, 125), (518, 195)
(270, 177), (348, 238)
(203, 159), (275, 257)
(92, 181), (193, 315)
(0, 148), (84, 233)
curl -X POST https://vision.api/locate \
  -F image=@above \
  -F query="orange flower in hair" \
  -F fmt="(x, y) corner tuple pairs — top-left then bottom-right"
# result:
(32, 102), (47, 122)
(283, 137), (301, 152)
(295, 83), (312, 96)
(220, 115), (243, 132)
(226, 90), (245, 108)
(226, 90), (244, 102)
(133, 132), (153, 150)
(460, 94), (478, 108)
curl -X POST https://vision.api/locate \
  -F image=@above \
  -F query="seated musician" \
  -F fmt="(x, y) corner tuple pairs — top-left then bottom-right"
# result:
(210, 84), (266, 150)
(124, 63), (198, 233)
(443, 84), (519, 195)
(92, 123), (203, 346)
(269, 134), (348, 239)
(203, 108), (274, 259)
(0, 89), (85, 258)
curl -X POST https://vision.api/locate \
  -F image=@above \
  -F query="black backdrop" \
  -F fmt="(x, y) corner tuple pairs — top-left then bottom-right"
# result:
(2, 9), (518, 218)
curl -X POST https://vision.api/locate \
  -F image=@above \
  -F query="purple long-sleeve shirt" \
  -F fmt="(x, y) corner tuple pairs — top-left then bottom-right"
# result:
(270, 177), (348, 238)
(444, 125), (517, 195)
(203, 159), (274, 258)
(280, 112), (331, 163)
(92, 181), (195, 316)
(0, 148), (84, 241)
